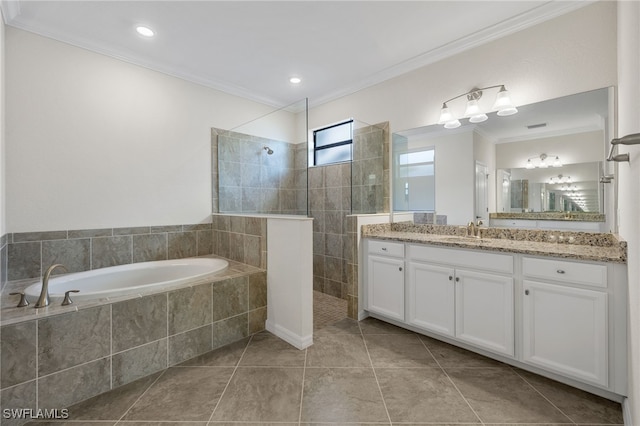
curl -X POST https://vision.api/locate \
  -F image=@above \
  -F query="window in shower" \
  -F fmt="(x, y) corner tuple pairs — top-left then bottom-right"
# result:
(313, 120), (353, 166)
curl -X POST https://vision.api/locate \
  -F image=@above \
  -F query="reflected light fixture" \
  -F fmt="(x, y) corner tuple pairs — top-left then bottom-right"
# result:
(438, 85), (517, 129)
(289, 77), (302, 84)
(525, 153), (562, 169)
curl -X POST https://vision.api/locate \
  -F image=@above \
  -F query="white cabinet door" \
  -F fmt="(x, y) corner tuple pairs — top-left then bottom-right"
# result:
(407, 262), (455, 336)
(522, 280), (608, 387)
(455, 269), (514, 356)
(366, 255), (405, 321)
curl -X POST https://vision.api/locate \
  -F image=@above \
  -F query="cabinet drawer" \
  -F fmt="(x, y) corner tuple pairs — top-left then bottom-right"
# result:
(409, 244), (513, 274)
(522, 257), (607, 288)
(368, 240), (404, 257)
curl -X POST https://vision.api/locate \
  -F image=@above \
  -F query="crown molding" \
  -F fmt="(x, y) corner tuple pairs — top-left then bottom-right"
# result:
(0, 0), (20, 23)
(309, 1), (595, 108)
(3, 0), (594, 110)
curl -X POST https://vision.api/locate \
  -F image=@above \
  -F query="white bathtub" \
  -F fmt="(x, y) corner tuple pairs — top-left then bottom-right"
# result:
(24, 257), (229, 302)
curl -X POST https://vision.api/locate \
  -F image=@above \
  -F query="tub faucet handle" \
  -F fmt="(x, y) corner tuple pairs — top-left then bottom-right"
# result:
(62, 290), (80, 306)
(9, 292), (29, 308)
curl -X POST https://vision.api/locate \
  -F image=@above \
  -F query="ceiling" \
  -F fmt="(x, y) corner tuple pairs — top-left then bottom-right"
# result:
(1, 1), (591, 108)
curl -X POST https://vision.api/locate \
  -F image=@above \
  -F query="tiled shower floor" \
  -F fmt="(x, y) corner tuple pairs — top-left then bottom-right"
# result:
(313, 290), (347, 330)
(25, 316), (623, 426)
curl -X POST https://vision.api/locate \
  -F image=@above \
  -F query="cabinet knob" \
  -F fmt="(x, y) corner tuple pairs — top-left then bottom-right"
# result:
(382, 247), (388, 251)
(455, 277), (460, 282)
(556, 269), (565, 274)
(525, 289), (530, 296)
(449, 276), (453, 281)
(399, 267), (403, 272)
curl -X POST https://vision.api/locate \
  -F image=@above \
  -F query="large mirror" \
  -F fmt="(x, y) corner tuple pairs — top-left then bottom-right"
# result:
(392, 87), (613, 230)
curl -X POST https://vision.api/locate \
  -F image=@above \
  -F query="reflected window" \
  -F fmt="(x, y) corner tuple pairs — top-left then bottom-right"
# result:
(313, 120), (353, 166)
(394, 146), (435, 211)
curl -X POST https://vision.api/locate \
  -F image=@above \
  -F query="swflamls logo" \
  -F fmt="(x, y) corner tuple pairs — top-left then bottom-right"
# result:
(2, 408), (69, 419)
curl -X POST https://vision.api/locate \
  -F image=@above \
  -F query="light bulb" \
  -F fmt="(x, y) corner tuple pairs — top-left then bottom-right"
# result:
(525, 159), (534, 169)
(553, 156), (562, 167)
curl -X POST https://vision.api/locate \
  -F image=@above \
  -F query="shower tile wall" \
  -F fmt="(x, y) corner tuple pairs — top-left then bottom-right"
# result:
(352, 123), (389, 214)
(309, 163), (351, 299)
(1, 233), (8, 292)
(310, 122), (389, 308)
(215, 129), (306, 215)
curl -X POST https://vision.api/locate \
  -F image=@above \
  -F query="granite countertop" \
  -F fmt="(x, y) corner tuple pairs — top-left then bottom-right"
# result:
(490, 212), (605, 222)
(362, 223), (627, 264)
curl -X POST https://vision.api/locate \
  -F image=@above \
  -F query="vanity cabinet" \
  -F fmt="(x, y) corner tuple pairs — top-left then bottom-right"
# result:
(365, 240), (405, 321)
(522, 257), (609, 387)
(362, 238), (627, 398)
(407, 245), (514, 357)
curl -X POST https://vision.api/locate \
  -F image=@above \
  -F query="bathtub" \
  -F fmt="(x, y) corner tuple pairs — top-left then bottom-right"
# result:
(24, 257), (229, 302)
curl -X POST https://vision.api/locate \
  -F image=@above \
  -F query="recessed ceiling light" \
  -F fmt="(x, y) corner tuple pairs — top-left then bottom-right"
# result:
(289, 77), (301, 84)
(136, 26), (155, 37)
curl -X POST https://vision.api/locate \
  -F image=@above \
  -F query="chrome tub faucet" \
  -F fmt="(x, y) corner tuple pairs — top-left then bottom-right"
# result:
(35, 264), (68, 308)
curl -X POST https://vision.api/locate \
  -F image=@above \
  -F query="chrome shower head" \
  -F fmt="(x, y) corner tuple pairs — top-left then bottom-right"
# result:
(263, 146), (274, 155)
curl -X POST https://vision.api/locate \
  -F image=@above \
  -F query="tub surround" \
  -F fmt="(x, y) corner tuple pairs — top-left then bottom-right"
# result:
(0, 258), (267, 424)
(362, 222), (626, 263)
(5, 223), (216, 283)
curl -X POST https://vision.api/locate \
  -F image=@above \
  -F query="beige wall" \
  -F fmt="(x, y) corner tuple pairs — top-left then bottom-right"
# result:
(617, 1), (640, 423)
(307, 2), (617, 134)
(5, 28), (297, 232)
(308, 1), (616, 225)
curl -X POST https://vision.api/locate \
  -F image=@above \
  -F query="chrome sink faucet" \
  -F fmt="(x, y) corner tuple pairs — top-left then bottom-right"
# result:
(466, 219), (483, 238)
(35, 264), (67, 308)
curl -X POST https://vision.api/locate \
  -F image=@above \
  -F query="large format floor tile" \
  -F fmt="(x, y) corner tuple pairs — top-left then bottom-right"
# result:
(240, 331), (306, 367)
(305, 333), (371, 367)
(375, 367), (479, 423)
(23, 313), (622, 426)
(514, 369), (625, 424)
(63, 371), (161, 421)
(122, 367), (233, 422)
(364, 333), (438, 368)
(211, 367), (304, 422)
(301, 367), (389, 423)
(446, 368), (573, 424)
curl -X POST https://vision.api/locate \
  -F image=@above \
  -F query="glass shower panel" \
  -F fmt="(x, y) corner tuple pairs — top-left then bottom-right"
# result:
(213, 98), (308, 215)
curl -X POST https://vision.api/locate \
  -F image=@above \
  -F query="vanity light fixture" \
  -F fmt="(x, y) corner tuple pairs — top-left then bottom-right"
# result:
(549, 174), (571, 185)
(525, 153), (562, 169)
(289, 77), (302, 84)
(438, 85), (517, 129)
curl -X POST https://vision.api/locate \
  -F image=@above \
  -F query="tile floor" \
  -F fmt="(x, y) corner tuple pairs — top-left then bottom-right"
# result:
(313, 290), (348, 330)
(25, 315), (623, 425)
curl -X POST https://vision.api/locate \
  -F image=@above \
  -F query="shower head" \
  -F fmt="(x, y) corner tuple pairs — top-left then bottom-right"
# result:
(263, 146), (274, 155)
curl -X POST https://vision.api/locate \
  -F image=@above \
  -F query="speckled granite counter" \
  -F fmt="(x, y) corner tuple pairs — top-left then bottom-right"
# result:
(362, 223), (627, 264)
(490, 212), (605, 222)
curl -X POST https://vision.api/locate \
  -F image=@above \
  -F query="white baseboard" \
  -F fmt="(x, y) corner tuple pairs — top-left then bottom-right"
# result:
(623, 397), (633, 426)
(265, 320), (312, 350)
